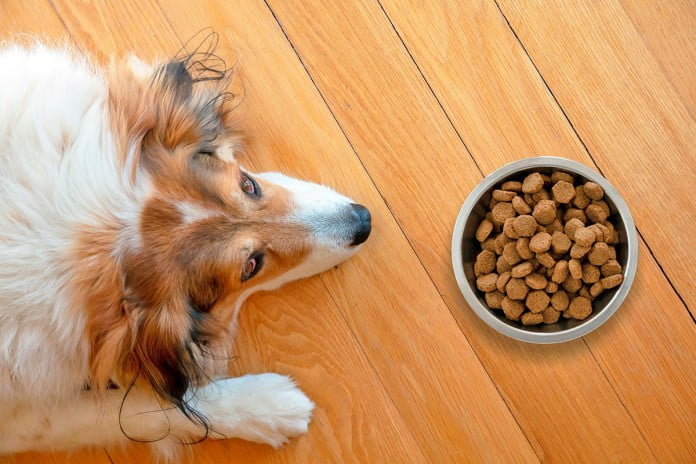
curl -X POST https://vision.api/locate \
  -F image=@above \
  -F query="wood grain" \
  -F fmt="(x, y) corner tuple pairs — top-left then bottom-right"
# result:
(1, 0), (694, 463)
(497, 0), (696, 315)
(48, 0), (428, 462)
(620, 0), (696, 117)
(265, 0), (664, 461)
(158, 2), (537, 462)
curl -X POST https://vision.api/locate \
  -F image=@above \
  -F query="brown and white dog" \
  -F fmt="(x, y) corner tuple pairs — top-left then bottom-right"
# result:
(0, 39), (370, 458)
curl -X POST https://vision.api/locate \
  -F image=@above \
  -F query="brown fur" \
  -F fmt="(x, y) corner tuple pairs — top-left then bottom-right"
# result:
(69, 54), (311, 418)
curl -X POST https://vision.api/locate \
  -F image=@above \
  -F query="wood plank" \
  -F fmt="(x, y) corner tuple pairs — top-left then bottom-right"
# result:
(47, 1), (426, 462)
(268, 0), (696, 461)
(157, 2), (537, 462)
(497, 0), (696, 314)
(620, 0), (696, 117)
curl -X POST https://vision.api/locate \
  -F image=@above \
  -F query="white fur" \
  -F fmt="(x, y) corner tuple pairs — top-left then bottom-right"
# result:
(0, 44), (364, 458)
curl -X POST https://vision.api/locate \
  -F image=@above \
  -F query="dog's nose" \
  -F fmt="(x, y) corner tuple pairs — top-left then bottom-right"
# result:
(349, 203), (371, 246)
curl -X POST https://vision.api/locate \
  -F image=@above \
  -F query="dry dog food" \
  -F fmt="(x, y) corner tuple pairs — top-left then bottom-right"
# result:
(473, 170), (624, 325)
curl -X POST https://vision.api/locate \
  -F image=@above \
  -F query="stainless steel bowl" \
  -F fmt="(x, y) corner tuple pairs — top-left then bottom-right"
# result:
(451, 157), (638, 343)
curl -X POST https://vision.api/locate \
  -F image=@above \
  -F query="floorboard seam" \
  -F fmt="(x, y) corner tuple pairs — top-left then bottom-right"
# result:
(263, 0), (541, 459)
(492, 0), (695, 325)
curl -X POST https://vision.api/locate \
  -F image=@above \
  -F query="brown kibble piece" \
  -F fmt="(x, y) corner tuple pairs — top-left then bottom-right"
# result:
(485, 291), (505, 309)
(551, 260), (569, 284)
(586, 203), (609, 223)
(492, 189), (516, 202)
(476, 273), (498, 292)
(481, 237), (496, 253)
(501, 297), (525, 321)
(501, 180), (523, 192)
(522, 172), (544, 194)
(601, 260), (622, 277)
(512, 195), (532, 215)
(529, 232), (552, 253)
(579, 286), (592, 300)
(512, 215), (537, 237)
(532, 200), (556, 225)
(552, 180), (576, 203)
(496, 272), (512, 293)
(526, 290), (550, 313)
(474, 250), (497, 276)
(546, 218), (564, 234)
(503, 242), (522, 266)
(494, 233), (510, 255)
(590, 282), (604, 298)
(564, 218), (585, 240)
(562, 276), (583, 293)
(542, 306), (561, 324)
(608, 246), (617, 260)
(491, 202), (516, 224)
(506, 278), (529, 300)
(551, 290), (570, 311)
(503, 218), (519, 239)
(533, 189), (551, 203)
(574, 227), (596, 247)
(525, 273), (547, 290)
(511, 262), (534, 278)
(584, 182), (604, 201)
(521, 312), (544, 325)
(496, 255), (513, 273)
(588, 242), (611, 266)
(545, 281), (559, 293)
(564, 208), (587, 224)
(567, 296), (592, 320)
(536, 252), (556, 268)
(475, 219), (494, 242)
(551, 231), (572, 254)
(570, 243), (591, 259)
(573, 185), (591, 209)
(582, 263), (601, 284)
(489, 198), (499, 210)
(602, 274), (624, 289)
(516, 237), (534, 260)
(569, 258), (583, 279)
(524, 193), (535, 206)
(551, 171), (574, 184)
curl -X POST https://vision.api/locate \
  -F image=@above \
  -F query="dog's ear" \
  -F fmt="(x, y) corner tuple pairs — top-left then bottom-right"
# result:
(161, 60), (193, 102)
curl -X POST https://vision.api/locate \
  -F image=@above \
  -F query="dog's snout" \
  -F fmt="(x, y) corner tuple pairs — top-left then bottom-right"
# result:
(349, 203), (371, 246)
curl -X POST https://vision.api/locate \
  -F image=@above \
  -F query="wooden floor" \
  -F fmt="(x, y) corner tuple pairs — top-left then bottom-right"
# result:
(2, 1), (695, 462)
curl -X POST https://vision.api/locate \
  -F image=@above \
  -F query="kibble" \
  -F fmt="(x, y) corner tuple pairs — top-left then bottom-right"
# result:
(473, 169), (624, 324)
(476, 273), (498, 292)
(529, 232), (552, 253)
(533, 200), (557, 225)
(513, 214), (537, 237)
(521, 312), (544, 325)
(516, 237), (534, 259)
(511, 262), (534, 278)
(525, 273), (547, 290)
(552, 181), (576, 203)
(583, 182), (604, 201)
(522, 172), (544, 193)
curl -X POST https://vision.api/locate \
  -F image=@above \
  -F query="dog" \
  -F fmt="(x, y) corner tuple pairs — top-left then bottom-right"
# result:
(0, 38), (370, 458)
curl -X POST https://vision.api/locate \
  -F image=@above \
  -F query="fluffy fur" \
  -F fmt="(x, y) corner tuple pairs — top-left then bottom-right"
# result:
(0, 39), (370, 458)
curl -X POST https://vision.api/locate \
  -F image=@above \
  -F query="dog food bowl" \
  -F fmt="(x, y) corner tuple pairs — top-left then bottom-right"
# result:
(451, 156), (638, 343)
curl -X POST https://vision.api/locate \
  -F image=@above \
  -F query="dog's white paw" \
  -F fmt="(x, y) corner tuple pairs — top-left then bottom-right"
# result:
(197, 374), (314, 447)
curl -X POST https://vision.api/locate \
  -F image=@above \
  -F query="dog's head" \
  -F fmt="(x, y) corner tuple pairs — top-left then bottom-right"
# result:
(77, 50), (370, 421)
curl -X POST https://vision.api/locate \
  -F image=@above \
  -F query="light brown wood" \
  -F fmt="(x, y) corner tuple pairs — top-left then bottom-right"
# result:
(497, 0), (696, 315)
(620, 0), (696, 117)
(1, 0), (695, 463)
(265, 0), (687, 461)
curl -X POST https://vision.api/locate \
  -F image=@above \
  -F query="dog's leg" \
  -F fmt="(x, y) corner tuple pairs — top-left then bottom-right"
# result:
(2, 373), (313, 454)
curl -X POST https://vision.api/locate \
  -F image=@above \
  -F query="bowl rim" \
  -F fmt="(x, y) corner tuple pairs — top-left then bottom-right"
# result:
(451, 156), (638, 344)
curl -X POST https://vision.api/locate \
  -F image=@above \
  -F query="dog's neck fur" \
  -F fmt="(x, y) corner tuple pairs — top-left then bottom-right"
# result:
(0, 44), (142, 407)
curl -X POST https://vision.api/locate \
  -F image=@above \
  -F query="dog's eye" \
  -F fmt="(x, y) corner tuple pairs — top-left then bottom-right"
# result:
(242, 253), (264, 282)
(241, 173), (260, 197)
